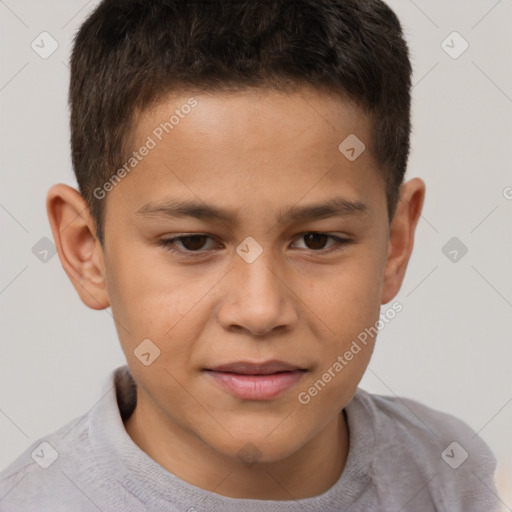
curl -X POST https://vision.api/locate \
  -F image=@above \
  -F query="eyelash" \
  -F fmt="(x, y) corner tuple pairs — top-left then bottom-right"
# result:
(157, 233), (352, 257)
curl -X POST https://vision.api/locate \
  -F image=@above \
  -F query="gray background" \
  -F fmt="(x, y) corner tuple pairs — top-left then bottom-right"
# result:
(1, 0), (511, 506)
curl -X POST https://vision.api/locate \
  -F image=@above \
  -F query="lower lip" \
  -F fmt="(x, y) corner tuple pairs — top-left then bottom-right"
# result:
(206, 370), (305, 400)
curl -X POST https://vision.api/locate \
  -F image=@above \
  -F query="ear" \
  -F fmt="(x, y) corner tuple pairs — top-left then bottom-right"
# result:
(46, 184), (110, 310)
(381, 177), (426, 305)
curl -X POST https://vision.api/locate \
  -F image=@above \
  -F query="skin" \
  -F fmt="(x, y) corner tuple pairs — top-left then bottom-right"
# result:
(46, 86), (425, 500)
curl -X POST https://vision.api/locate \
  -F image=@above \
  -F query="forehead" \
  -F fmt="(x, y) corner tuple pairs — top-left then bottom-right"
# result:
(134, 86), (371, 153)
(108, 86), (385, 224)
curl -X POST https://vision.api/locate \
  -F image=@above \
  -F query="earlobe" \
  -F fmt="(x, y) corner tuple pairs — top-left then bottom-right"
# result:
(380, 177), (426, 305)
(46, 184), (110, 310)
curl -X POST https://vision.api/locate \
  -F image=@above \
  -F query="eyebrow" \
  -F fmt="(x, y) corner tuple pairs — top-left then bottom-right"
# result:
(135, 196), (369, 225)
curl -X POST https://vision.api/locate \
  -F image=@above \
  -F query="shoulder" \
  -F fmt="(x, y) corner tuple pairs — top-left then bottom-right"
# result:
(0, 415), (97, 512)
(0, 367), (142, 512)
(354, 388), (495, 462)
(355, 388), (480, 436)
(348, 388), (500, 511)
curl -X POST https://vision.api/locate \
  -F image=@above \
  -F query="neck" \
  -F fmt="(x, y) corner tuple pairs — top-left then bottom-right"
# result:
(124, 387), (350, 500)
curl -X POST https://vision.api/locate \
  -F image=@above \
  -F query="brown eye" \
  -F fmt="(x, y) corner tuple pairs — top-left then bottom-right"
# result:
(159, 234), (217, 254)
(302, 233), (329, 250)
(158, 232), (351, 258)
(176, 235), (209, 251)
(293, 232), (351, 254)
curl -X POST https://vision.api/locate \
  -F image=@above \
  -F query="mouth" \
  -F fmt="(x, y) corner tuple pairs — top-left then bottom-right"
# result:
(204, 360), (307, 400)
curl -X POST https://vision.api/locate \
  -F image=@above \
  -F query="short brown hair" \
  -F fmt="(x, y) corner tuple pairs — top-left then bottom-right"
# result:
(69, 0), (412, 244)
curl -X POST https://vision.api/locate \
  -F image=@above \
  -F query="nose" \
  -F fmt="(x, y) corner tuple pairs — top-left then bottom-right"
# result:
(217, 249), (299, 337)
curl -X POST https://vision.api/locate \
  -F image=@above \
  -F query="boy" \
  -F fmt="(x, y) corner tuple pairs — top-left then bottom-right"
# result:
(0, 0), (501, 510)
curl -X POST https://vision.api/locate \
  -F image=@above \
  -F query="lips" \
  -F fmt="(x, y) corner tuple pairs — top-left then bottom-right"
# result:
(208, 360), (303, 375)
(205, 360), (306, 400)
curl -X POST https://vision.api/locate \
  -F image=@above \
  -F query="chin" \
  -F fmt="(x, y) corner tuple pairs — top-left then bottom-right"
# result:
(208, 432), (302, 466)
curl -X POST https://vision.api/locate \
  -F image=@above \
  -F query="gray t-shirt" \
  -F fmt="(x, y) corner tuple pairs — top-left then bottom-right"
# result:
(0, 365), (500, 511)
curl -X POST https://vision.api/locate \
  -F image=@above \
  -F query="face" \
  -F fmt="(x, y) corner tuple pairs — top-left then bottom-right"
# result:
(100, 86), (391, 463)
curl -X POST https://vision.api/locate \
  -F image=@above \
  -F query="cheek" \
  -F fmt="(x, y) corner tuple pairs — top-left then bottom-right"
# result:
(103, 246), (184, 345)
(305, 251), (384, 334)
(298, 249), (384, 391)
(104, 246), (225, 369)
